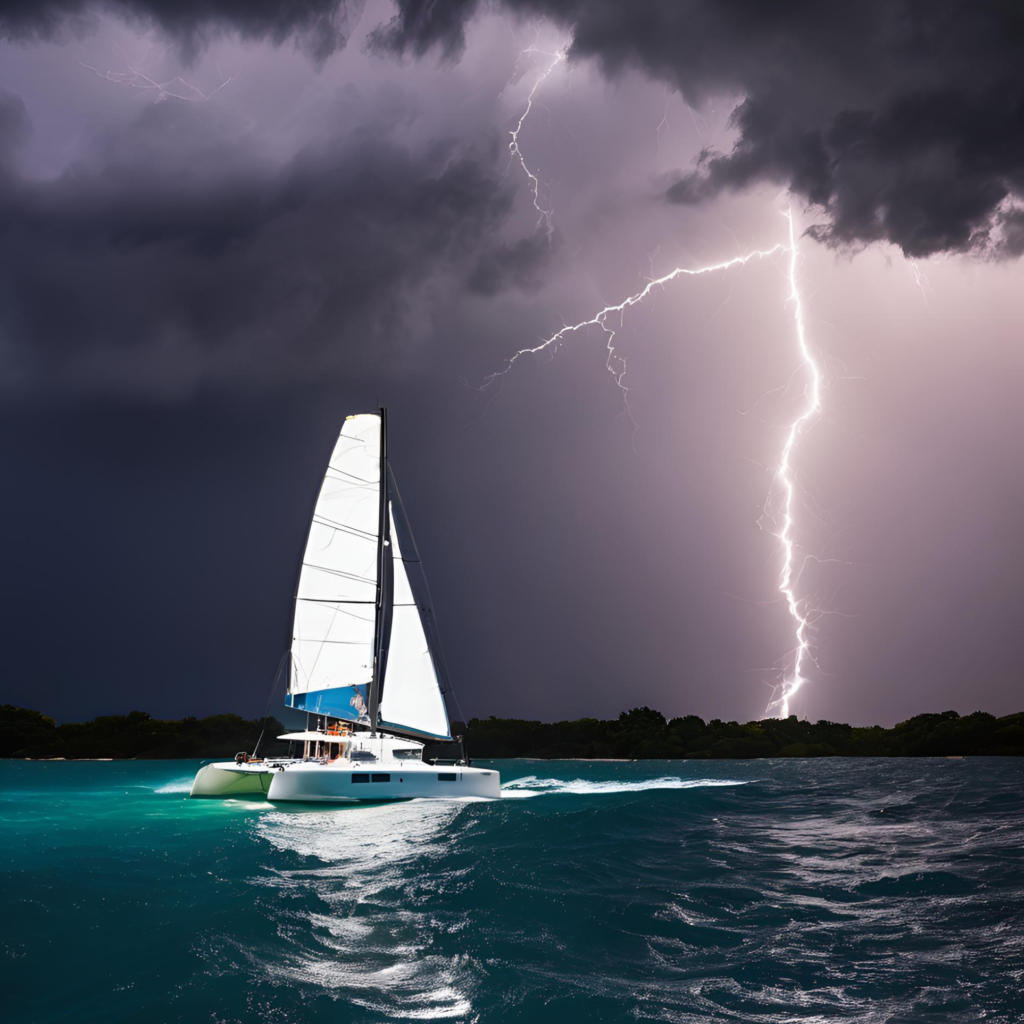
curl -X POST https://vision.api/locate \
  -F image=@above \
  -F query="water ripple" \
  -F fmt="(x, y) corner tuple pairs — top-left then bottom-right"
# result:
(2, 757), (1022, 1022)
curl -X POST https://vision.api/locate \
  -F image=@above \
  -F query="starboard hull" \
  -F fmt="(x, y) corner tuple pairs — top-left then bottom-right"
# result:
(266, 763), (500, 803)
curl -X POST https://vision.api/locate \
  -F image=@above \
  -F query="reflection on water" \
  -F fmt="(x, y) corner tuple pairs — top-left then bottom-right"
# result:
(256, 799), (465, 873)
(252, 800), (476, 1019)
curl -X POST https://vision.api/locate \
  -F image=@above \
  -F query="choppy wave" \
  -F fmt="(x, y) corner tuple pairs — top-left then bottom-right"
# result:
(4, 757), (1023, 1024)
(500, 774), (750, 797)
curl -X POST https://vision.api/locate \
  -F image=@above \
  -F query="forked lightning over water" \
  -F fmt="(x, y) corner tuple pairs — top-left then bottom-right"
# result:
(497, 42), (826, 718)
(486, 215), (820, 717)
(497, 49), (823, 717)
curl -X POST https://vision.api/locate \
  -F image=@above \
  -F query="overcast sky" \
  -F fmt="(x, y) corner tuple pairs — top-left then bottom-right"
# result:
(2, 0), (1023, 726)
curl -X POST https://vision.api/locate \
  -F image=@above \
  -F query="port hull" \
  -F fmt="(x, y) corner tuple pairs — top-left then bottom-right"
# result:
(190, 762), (279, 798)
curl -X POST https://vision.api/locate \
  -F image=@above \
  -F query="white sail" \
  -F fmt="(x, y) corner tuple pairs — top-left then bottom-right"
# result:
(287, 413), (381, 723)
(378, 498), (452, 741)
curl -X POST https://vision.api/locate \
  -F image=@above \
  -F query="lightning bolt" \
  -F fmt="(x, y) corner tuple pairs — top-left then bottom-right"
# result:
(497, 42), (825, 718)
(909, 259), (933, 305)
(506, 46), (565, 243)
(81, 52), (238, 103)
(763, 207), (823, 718)
(482, 243), (787, 398)
(486, 209), (823, 718)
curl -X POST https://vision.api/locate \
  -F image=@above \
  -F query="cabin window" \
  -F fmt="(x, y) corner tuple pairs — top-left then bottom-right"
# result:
(393, 748), (420, 760)
(437, 773), (457, 782)
(351, 774), (370, 784)
(371, 773), (391, 783)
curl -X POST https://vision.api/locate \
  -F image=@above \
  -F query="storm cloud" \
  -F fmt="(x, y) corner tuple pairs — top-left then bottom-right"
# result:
(0, 80), (553, 396)
(375, 0), (1024, 259)
(7, 1), (1024, 258)
(0, 0), (367, 63)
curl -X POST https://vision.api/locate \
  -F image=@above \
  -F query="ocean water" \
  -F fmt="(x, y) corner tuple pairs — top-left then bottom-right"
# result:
(1, 758), (1022, 1023)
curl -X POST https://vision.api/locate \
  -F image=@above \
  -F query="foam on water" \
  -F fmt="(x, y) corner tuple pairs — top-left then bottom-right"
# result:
(152, 777), (194, 794)
(500, 774), (750, 797)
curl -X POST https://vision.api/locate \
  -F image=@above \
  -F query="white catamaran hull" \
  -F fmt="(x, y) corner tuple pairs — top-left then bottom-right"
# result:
(266, 761), (500, 803)
(190, 761), (292, 798)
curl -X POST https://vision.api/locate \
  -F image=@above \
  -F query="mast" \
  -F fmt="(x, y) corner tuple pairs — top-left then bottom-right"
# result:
(368, 407), (391, 736)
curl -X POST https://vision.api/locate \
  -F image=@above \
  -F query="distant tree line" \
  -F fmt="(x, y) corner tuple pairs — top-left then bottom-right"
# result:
(0, 706), (289, 760)
(457, 707), (1024, 760)
(2, 704), (1022, 759)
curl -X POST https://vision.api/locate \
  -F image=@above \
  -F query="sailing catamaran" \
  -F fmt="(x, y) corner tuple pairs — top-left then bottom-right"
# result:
(190, 411), (500, 802)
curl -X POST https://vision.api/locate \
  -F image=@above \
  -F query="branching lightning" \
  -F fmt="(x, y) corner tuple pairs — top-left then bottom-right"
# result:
(482, 244), (787, 401)
(82, 52), (238, 103)
(497, 46), (827, 718)
(486, 202), (822, 718)
(506, 46), (565, 243)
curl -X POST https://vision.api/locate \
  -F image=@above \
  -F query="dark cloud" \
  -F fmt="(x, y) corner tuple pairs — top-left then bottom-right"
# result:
(366, 0), (478, 63)
(0, 0), (366, 64)
(0, 87), (30, 160)
(0, 95), (550, 396)
(10, 1), (1024, 256)
(466, 227), (553, 296)
(374, 0), (1024, 259)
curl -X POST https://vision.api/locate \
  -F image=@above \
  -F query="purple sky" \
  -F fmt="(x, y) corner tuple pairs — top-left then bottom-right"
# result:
(1, 0), (1022, 725)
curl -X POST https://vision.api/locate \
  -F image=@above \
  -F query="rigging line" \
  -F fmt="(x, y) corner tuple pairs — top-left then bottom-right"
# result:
(290, 638), (367, 645)
(444, 677), (468, 723)
(294, 604), (375, 627)
(312, 508), (376, 526)
(324, 466), (377, 485)
(300, 562), (376, 582)
(251, 649), (290, 758)
(310, 517), (378, 540)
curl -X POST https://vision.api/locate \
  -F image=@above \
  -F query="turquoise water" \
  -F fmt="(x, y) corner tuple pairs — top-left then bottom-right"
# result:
(1, 758), (1022, 1023)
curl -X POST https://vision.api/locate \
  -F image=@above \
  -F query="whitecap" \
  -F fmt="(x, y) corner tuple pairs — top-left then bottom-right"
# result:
(500, 775), (749, 798)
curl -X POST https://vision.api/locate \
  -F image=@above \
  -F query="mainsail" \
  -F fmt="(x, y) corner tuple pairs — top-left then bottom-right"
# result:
(286, 412), (452, 741)
(287, 413), (381, 723)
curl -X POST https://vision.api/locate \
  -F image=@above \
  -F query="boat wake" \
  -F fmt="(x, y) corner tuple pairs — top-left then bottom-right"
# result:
(152, 778), (194, 794)
(500, 775), (750, 798)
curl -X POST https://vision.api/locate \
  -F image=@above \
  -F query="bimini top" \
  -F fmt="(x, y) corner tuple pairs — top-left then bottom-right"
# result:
(285, 411), (453, 742)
